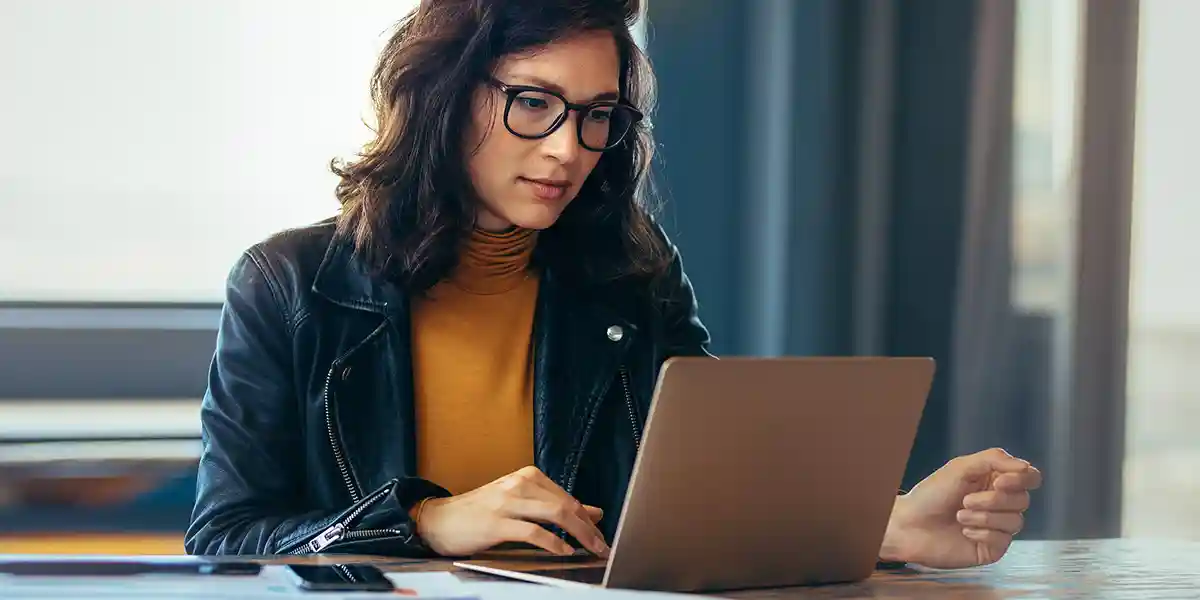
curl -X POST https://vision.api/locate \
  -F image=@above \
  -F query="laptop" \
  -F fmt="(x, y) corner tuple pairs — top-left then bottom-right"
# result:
(454, 356), (935, 593)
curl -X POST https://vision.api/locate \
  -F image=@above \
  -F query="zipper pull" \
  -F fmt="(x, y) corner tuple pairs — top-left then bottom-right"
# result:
(307, 523), (346, 553)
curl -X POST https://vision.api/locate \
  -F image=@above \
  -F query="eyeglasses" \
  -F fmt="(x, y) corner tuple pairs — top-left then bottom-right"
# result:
(487, 78), (644, 152)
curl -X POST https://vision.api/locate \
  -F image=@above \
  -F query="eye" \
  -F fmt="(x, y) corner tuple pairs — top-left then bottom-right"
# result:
(515, 93), (551, 111)
(586, 108), (612, 123)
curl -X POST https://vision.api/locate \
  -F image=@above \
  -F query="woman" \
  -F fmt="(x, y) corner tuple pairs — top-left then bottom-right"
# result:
(185, 0), (1041, 568)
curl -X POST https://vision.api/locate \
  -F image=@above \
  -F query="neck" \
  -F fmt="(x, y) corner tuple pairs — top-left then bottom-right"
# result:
(447, 226), (538, 294)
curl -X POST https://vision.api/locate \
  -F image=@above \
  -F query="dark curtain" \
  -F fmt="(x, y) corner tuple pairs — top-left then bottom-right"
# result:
(647, 0), (985, 496)
(647, 0), (1138, 540)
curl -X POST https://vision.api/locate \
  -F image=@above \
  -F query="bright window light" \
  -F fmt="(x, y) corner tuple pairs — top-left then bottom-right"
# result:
(0, 1), (416, 302)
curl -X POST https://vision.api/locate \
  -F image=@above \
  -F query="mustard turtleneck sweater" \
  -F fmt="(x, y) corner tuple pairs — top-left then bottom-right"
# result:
(410, 227), (540, 495)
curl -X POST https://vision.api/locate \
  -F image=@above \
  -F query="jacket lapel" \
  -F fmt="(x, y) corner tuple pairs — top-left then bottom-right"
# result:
(312, 236), (418, 494)
(532, 270), (637, 490)
(315, 234), (638, 492)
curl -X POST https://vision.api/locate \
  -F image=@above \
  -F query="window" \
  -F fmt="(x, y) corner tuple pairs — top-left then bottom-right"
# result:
(0, 1), (418, 302)
(1006, 0), (1083, 538)
(1011, 0), (1080, 316)
(1123, 0), (1200, 540)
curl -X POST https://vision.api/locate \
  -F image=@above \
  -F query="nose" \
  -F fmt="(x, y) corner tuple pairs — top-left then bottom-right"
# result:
(540, 112), (583, 164)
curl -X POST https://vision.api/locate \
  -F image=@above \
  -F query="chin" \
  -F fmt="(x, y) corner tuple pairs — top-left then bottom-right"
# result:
(506, 203), (570, 231)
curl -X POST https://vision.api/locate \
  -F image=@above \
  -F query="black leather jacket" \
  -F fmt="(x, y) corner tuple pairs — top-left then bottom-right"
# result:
(183, 218), (712, 557)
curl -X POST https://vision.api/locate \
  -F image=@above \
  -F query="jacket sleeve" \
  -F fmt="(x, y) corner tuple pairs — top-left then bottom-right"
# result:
(184, 249), (449, 557)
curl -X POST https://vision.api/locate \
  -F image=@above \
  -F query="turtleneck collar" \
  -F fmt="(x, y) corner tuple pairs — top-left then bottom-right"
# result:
(447, 227), (538, 294)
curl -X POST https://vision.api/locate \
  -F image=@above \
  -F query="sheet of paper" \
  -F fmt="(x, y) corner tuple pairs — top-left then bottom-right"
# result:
(386, 572), (480, 597)
(459, 581), (707, 599)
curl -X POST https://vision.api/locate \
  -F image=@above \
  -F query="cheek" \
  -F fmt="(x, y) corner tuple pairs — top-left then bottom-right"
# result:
(468, 132), (538, 216)
(578, 154), (604, 184)
(466, 95), (510, 180)
(469, 133), (521, 186)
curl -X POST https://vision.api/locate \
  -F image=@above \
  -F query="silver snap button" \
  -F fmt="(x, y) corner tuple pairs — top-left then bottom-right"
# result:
(606, 325), (624, 342)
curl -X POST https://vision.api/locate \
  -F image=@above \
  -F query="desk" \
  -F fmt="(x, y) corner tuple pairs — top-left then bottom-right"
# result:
(3, 539), (1197, 598)
(407, 539), (1200, 598)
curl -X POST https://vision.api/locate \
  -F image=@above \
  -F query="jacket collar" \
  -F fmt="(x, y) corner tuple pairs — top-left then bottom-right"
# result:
(312, 235), (409, 321)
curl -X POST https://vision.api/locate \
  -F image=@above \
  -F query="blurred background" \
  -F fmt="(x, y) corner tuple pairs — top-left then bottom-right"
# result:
(0, 0), (1195, 554)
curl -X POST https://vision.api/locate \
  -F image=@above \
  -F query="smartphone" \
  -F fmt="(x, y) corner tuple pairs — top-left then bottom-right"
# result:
(284, 564), (395, 592)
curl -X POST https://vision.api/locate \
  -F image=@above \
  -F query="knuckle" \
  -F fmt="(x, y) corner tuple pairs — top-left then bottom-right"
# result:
(529, 527), (554, 544)
(554, 505), (574, 522)
(528, 528), (559, 550)
(515, 521), (540, 540)
(508, 469), (540, 487)
(1016, 491), (1031, 509)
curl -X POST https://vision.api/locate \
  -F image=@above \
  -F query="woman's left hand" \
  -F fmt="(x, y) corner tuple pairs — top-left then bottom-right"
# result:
(880, 447), (1043, 569)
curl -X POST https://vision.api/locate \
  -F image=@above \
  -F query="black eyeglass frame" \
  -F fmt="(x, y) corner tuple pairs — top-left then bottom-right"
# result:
(486, 77), (644, 152)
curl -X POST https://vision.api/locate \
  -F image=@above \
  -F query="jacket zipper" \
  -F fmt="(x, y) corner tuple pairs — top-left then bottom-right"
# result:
(565, 364), (638, 494)
(323, 319), (391, 506)
(619, 366), (641, 450)
(296, 320), (397, 555)
(290, 481), (399, 554)
(324, 362), (360, 505)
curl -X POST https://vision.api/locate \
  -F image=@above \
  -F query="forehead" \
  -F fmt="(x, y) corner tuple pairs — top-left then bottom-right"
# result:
(497, 31), (621, 98)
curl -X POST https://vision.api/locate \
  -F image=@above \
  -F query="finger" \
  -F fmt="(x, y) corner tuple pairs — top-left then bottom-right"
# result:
(518, 466), (575, 496)
(993, 468), (1043, 492)
(963, 489), (1030, 512)
(507, 468), (607, 548)
(515, 468), (605, 519)
(583, 505), (604, 523)
(959, 448), (1032, 479)
(506, 499), (609, 556)
(961, 528), (1012, 565)
(508, 466), (560, 498)
(494, 519), (575, 556)
(957, 509), (1024, 535)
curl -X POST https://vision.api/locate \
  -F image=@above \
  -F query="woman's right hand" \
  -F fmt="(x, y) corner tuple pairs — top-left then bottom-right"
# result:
(413, 466), (609, 557)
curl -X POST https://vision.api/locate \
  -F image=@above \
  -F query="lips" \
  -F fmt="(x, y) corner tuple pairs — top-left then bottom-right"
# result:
(520, 177), (570, 201)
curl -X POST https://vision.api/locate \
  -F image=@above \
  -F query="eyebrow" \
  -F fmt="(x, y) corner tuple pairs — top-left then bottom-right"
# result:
(506, 74), (620, 102)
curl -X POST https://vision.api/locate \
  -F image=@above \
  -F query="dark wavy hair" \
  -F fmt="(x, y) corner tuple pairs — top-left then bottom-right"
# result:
(331, 0), (668, 292)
